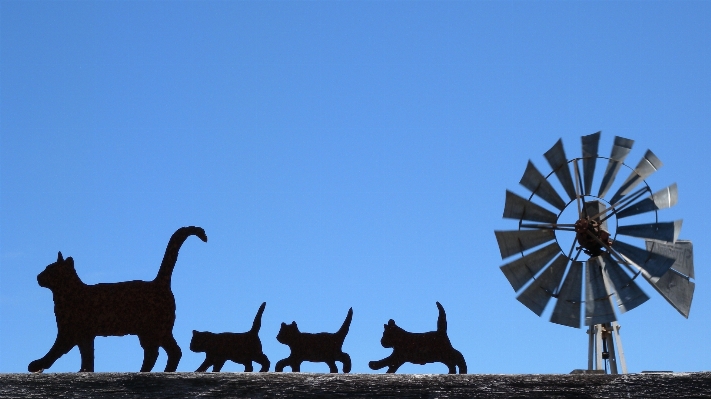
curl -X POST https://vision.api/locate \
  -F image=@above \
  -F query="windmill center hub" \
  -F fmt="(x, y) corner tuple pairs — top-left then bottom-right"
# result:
(574, 218), (612, 257)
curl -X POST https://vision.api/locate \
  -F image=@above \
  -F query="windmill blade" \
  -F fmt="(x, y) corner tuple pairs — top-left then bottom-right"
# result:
(609, 150), (663, 205)
(611, 240), (675, 280)
(544, 139), (577, 201)
(550, 261), (583, 328)
(643, 268), (695, 318)
(617, 220), (682, 243)
(599, 253), (649, 313)
(616, 183), (678, 219)
(598, 136), (634, 198)
(585, 258), (617, 326)
(494, 229), (556, 259)
(516, 255), (569, 316)
(500, 243), (561, 292)
(646, 240), (694, 279)
(581, 132), (600, 195)
(519, 161), (567, 211)
(503, 190), (558, 224)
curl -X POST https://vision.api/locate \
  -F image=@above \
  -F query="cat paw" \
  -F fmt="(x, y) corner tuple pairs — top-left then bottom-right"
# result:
(28, 360), (45, 373)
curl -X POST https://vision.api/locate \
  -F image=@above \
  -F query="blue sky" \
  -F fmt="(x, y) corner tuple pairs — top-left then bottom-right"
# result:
(1, 1), (710, 374)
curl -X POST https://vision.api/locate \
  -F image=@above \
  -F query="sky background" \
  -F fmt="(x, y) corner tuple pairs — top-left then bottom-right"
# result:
(1, 1), (710, 374)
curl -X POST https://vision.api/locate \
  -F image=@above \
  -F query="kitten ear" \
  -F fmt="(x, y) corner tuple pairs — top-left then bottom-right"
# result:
(388, 319), (395, 326)
(57, 252), (64, 262)
(192, 330), (197, 334)
(65, 257), (74, 268)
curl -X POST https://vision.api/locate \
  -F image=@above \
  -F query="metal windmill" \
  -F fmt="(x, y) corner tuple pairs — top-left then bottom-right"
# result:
(495, 132), (695, 374)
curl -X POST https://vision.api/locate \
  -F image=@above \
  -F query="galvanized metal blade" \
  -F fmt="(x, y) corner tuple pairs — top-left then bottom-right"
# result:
(646, 240), (694, 279)
(609, 150), (663, 205)
(598, 136), (634, 198)
(519, 161), (567, 211)
(581, 132), (600, 195)
(599, 253), (649, 313)
(617, 220), (682, 244)
(544, 139), (577, 201)
(585, 257), (617, 326)
(503, 190), (558, 224)
(611, 240), (675, 280)
(643, 268), (695, 318)
(616, 183), (678, 219)
(550, 261), (583, 328)
(500, 242), (561, 292)
(494, 229), (556, 259)
(516, 255), (569, 316)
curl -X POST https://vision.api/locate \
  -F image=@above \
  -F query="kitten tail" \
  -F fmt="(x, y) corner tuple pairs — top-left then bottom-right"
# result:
(335, 308), (353, 343)
(249, 302), (267, 334)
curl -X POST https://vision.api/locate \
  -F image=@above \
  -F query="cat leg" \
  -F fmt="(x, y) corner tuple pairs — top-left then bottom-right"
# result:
(255, 353), (270, 372)
(195, 358), (212, 372)
(454, 350), (467, 374)
(212, 359), (226, 372)
(386, 361), (404, 373)
(138, 336), (159, 372)
(28, 336), (75, 372)
(445, 361), (457, 374)
(275, 358), (289, 372)
(368, 356), (392, 371)
(77, 337), (95, 372)
(243, 362), (254, 372)
(326, 360), (338, 373)
(337, 352), (352, 373)
(291, 360), (302, 372)
(162, 335), (182, 372)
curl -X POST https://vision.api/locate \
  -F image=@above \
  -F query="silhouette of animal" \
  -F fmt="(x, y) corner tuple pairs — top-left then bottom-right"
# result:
(369, 302), (467, 374)
(275, 308), (353, 373)
(28, 226), (207, 373)
(190, 302), (270, 372)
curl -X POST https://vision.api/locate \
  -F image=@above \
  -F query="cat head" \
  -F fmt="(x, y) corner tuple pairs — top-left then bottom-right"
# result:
(189, 330), (213, 353)
(380, 319), (405, 348)
(37, 252), (81, 290)
(276, 321), (300, 345)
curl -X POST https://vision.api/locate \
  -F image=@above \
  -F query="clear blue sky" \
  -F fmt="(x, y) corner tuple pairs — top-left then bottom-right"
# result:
(1, 1), (710, 374)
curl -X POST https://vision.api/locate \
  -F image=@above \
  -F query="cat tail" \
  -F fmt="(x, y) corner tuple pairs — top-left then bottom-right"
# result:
(336, 308), (354, 343)
(249, 302), (267, 334)
(154, 226), (208, 286)
(436, 302), (448, 333)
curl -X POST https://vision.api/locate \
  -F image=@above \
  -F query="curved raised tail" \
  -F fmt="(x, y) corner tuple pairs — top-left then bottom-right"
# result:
(336, 308), (353, 343)
(249, 302), (267, 334)
(436, 302), (448, 333)
(154, 226), (208, 285)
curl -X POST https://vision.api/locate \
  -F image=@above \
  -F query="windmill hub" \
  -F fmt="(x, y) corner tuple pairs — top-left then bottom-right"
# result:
(574, 218), (612, 257)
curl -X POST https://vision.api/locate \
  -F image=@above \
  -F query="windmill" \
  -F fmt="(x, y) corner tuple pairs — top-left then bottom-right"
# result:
(495, 132), (695, 374)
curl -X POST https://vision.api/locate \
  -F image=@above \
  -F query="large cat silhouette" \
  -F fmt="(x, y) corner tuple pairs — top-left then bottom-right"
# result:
(28, 226), (207, 373)
(369, 302), (467, 374)
(275, 308), (353, 373)
(191, 302), (270, 372)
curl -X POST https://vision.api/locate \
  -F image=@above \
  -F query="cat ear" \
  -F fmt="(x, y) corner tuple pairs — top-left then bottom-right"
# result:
(192, 330), (197, 333)
(57, 252), (64, 262)
(388, 319), (395, 326)
(65, 257), (74, 268)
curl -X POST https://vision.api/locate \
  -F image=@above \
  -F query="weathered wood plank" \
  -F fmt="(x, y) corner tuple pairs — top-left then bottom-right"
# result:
(1, 372), (710, 399)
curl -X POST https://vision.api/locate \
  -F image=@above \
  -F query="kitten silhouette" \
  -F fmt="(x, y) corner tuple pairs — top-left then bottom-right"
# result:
(28, 226), (207, 373)
(275, 308), (353, 373)
(190, 302), (270, 372)
(369, 302), (467, 374)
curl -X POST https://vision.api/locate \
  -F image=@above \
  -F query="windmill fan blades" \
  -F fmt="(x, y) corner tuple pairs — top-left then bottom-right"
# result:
(585, 258), (617, 326)
(519, 161), (567, 211)
(598, 136), (634, 198)
(599, 253), (649, 314)
(617, 220), (682, 243)
(503, 190), (557, 223)
(516, 255), (568, 316)
(544, 139), (577, 201)
(611, 240), (675, 280)
(581, 132), (600, 195)
(500, 242), (560, 292)
(643, 240), (695, 318)
(609, 150), (663, 205)
(550, 261), (583, 328)
(494, 229), (556, 260)
(616, 183), (678, 219)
